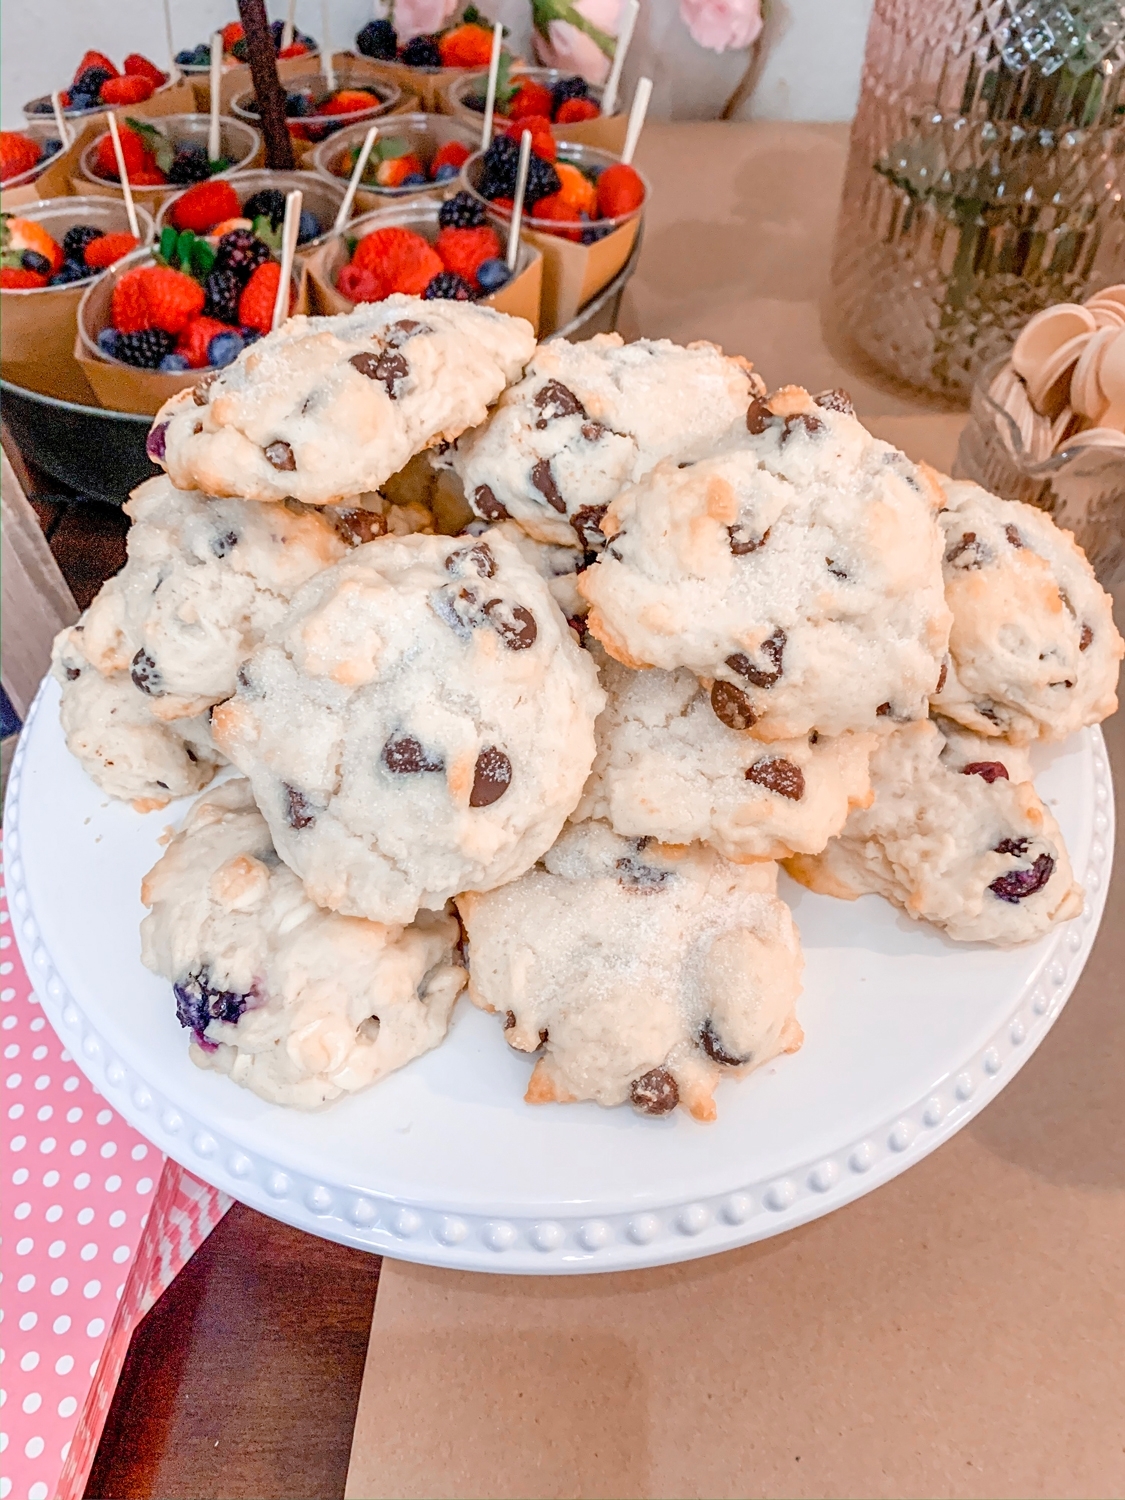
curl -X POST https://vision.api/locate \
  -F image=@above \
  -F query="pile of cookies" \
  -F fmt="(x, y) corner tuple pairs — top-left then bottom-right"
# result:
(51, 300), (1124, 1122)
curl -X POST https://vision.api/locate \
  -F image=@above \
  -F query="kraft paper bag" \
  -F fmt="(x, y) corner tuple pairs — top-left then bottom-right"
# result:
(529, 214), (639, 335)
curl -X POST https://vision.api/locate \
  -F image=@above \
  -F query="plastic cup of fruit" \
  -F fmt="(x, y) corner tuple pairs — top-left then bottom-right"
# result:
(1, 196), (156, 405)
(0, 120), (67, 194)
(156, 168), (347, 251)
(77, 114), (262, 208)
(231, 70), (401, 155)
(446, 67), (604, 134)
(23, 76), (179, 126)
(176, 40), (320, 75)
(461, 141), (645, 239)
(309, 113), (479, 213)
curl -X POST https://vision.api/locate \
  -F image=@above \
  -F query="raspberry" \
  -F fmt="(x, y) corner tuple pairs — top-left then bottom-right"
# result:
(94, 125), (148, 182)
(220, 21), (245, 50)
(321, 89), (381, 117)
(432, 140), (471, 178)
(507, 80), (554, 121)
(596, 162), (645, 219)
(214, 228), (271, 282)
(169, 180), (242, 234)
(63, 224), (104, 261)
(112, 266), (204, 335)
(555, 97), (599, 124)
(401, 35), (441, 66)
(202, 266), (242, 322)
(110, 268), (153, 332)
(423, 271), (475, 300)
(0, 132), (42, 184)
(352, 227), (442, 296)
(435, 225), (502, 288)
(504, 115), (556, 162)
(114, 328), (176, 368)
(100, 75), (155, 106)
(356, 18), (398, 58)
(124, 53), (169, 86)
(238, 261), (291, 333)
(337, 263), (386, 303)
(176, 316), (239, 369)
(438, 190), (487, 229)
(84, 232), (139, 269)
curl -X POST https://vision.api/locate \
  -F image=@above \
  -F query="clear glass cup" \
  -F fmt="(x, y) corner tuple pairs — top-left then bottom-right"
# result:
(460, 140), (646, 241)
(0, 120), (68, 193)
(309, 113), (479, 208)
(77, 115), (261, 203)
(446, 67), (605, 136)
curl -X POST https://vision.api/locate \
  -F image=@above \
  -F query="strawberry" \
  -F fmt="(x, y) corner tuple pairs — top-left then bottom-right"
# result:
(238, 261), (294, 333)
(0, 267), (49, 290)
(352, 227), (442, 296)
(123, 53), (169, 86)
(114, 265), (205, 334)
(435, 225), (501, 288)
(221, 22), (245, 51)
(169, 180), (242, 234)
(84, 232), (139, 269)
(100, 74), (155, 106)
(111, 267), (154, 332)
(596, 162), (644, 219)
(337, 263), (386, 303)
(320, 89), (382, 117)
(504, 115), (556, 162)
(176, 315), (239, 369)
(74, 50), (118, 83)
(554, 162), (598, 217)
(278, 41), (309, 58)
(438, 23), (494, 68)
(507, 80), (554, 122)
(94, 124), (148, 181)
(376, 152), (425, 188)
(4, 217), (64, 273)
(491, 195), (514, 212)
(529, 193), (583, 240)
(432, 140), (470, 176)
(555, 97), (599, 125)
(0, 132), (43, 184)
(130, 168), (169, 186)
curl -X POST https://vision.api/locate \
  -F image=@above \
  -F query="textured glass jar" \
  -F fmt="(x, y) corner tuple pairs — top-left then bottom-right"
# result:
(831, 1), (1125, 399)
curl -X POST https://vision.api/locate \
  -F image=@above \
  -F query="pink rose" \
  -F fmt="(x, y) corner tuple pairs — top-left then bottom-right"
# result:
(532, 0), (621, 84)
(679, 0), (763, 52)
(393, 0), (460, 42)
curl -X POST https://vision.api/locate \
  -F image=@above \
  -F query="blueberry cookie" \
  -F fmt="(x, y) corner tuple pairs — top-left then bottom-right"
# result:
(51, 626), (223, 811)
(575, 653), (876, 861)
(140, 779), (465, 1108)
(579, 387), (952, 738)
(150, 297), (536, 506)
(930, 479), (1123, 742)
(457, 820), (803, 1121)
(212, 531), (605, 924)
(784, 719), (1082, 945)
(453, 334), (766, 547)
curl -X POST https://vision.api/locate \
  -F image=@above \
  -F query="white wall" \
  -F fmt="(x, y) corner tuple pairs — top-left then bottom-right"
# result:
(1, 0), (874, 129)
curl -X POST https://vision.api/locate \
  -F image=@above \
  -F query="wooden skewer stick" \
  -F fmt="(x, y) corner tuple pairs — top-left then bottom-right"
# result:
(50, 92), (71, 150)
(506, 129), (532, 274)
(320, 0), (337, 92)
(481, 22), (504, 150)
(621, 75), (651, 166)
(281, 0), (297, 51)
(237, 0), (296, 169)
(208, 33), (223, 161)
(163, 0), (182, 82)
(107, 113), (140, 239)
(272, 189), (302, 332)
(334, 125), (379, 232)
(601, 0), (638, 118)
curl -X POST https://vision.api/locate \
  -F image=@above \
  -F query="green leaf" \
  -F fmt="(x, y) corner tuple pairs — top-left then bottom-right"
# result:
(158, 224), (178, 265)
(495, 50), (515, 108)
(463, 4), (483, 24)
(175, 229), (196, 270)
(191, 239), (216, 278)
(0, 214), (12, 255)
(208, 157), (232, 174)
(376, 135), (412, 160)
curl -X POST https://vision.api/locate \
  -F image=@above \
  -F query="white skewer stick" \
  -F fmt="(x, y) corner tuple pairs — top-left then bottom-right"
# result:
(106, 112), (140, 239)
(163, 0), (182, 82)
(601, 0), (638, 118)
(272, 189), (303, 332)
(506, 129), (532, 273)
(50, 91), (72, 150)
(281, 0), (297, 51)
(208, 33), (223, 161)
(334, 124), (379, 231)
(320, 0), (336, 91)
(480, 22), (504, 151)
(620, 75), (651, 166)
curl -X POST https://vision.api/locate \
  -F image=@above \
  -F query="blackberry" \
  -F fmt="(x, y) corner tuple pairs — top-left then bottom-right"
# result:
(63, 224), (104, 262)
(48, 259), (91, 286)
(74, 66), (113, 98)
(356, 18), (398, 58)
(114, 328), (176, 368)
(550, 75), (589, 114)
(214, 228), (271, 282)
(242, 188), (287, 229)
(423, 271), (475, 301)
(203, 266), (242, 322)
(167, 142), (212, 185)
(401, 34), (442, 66)
(477, 135), (520, 198)
(173, 968), (248, 1038)
(439, 190), (487, 229)
(285, 90), (314, 117)
(67, 91), (98, 112)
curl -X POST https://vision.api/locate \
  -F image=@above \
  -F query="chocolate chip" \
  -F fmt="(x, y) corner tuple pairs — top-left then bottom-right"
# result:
(473, 484), (509, 521)
(236, 664), (254, 692)
(192, 375), (216, 406)
(782, 412), (824, 441)
(384, 319), (428, 346)
(710, 679), (757, 730)
(746, 396), (773, 434)
(876, 702), (891, 716)
(698, 1019), (749, 1066)
(130, 649), (163, 696)
(581, 421), (606, 442)
(726, 628), (785, 689)
(484, 598), (537, 649)
(990, 851), (1054, 904)
(192, 421), (203, 435)
(945, 531), (990, 568)
(284, 784), (315, 829)
(978, 703), (1001, 723)
(264, 440), (296, 472)
(382, 735), (444, 775)
(530, 457), (566, 513)
(813, 388), (854, 415)
(994, 837), (1029, 857)
(446, 541), (496, 578)
(826, 557), (847, 579)
(936, 660), (948, 694)
(350, 349), (409, 399)
(432, 585), (483, 636)
(1058, 587), (1076, 617)
(146, 421), (168, 461)
(630, 1067), (679, 1116)
(470, 746), (512, 807)
(1080, 624), (1093, 651)
(808, 730), (819, 745)
(1005, 523), (1023, 547)
(333, 507), (387, 545)
(211, 529), (238, 558)
(729, 523), (770, 556)
(962, 761), (1009, 783)
(745, 757), (805, 800)
(533, 380), (586, 428)
(571, 505), (608, 546)
(503, 1010), (516, 1030)
(615, 840), (669, 890)
(184, 745), (199, 764)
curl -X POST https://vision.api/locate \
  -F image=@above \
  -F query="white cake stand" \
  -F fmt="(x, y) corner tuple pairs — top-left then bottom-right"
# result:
(5, 676), (1113, 1273)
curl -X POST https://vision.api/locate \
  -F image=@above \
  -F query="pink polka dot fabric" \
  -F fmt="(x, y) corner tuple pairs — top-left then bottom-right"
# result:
(0, 840), (231, 1500)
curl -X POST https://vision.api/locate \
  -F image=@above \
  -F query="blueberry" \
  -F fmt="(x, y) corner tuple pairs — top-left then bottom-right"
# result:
(207, 331), (245, 368)
(42, 138), (62, 157)
(158, 353), (191, 372)
(433, 162), (460, 182)
(175, 47), (198, 65)
(47, 259), (91, 286)
(21, 250), (52, 275)
(67, 91), (97, 112)
(173, 969), (248, 1038)
(296, 210), (320, 244)
(97, 328), (119, 357)
(402, 172), (426, 186)
(475, 257), (511, 293)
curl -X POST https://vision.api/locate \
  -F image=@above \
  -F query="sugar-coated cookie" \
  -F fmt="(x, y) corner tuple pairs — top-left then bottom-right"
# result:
(141, 779), (465, 1107)
(785, 719), (1082, 945)
(212, 531), (604, 924)
(150, 297), (536, 505)
(458, 820), (803, 1121)
(930, 479), (1123, 741)
(454, 334), (765, 547)
(579, 387), (952, 738)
